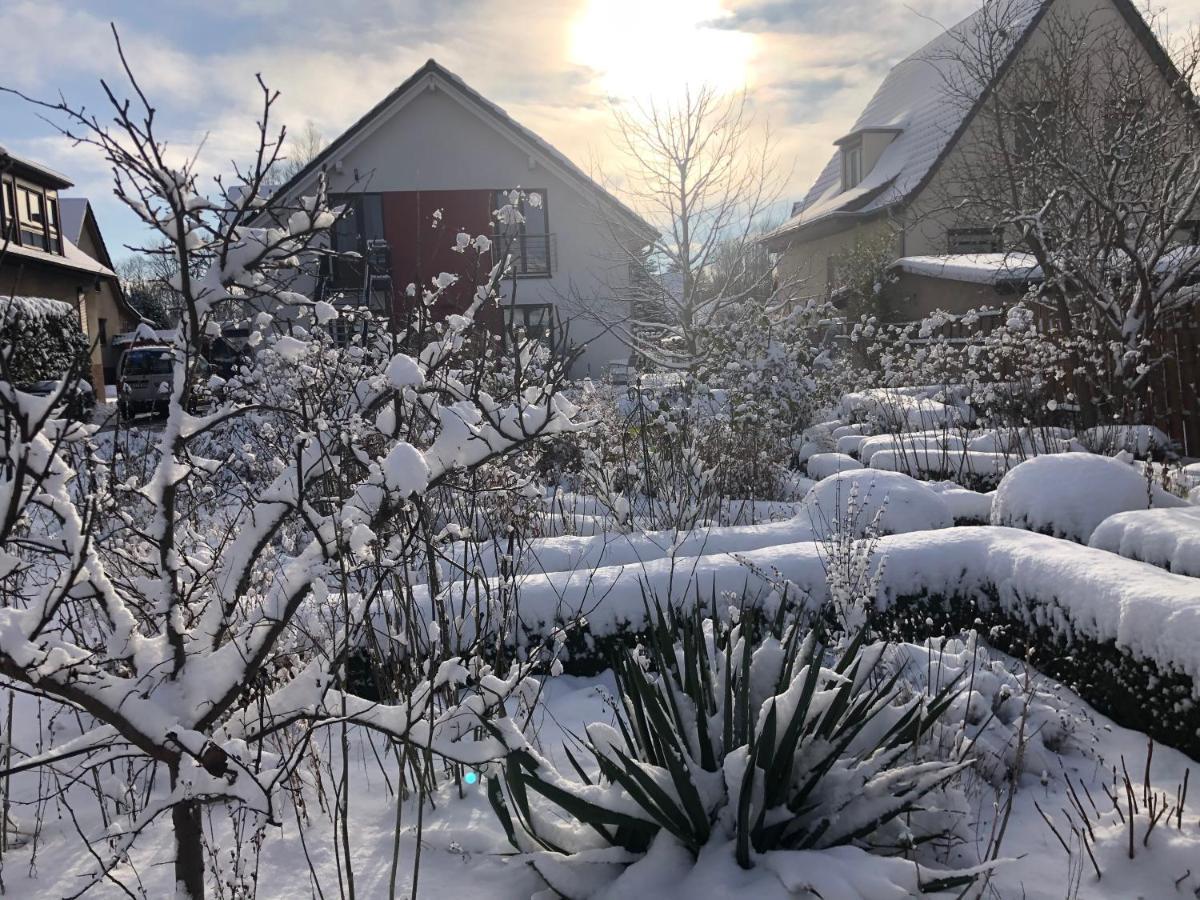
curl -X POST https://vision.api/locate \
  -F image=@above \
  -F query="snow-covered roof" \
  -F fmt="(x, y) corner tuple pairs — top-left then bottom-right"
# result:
(890, 253), (1042, 285)
(892, 245), (1200, 285)
(767, 0), (1047, 244)
(269, 59), (656, 241)
(0, 146), (73, 190)
(2, 235), (117, 279)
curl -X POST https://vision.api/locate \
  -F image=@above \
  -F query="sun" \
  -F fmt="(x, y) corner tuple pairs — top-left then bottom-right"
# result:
(569, 0), (755, 102)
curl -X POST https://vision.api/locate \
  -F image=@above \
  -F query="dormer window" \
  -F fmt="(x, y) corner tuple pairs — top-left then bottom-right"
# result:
(0, 174), (63, 256)
(842, 140), (863, 190)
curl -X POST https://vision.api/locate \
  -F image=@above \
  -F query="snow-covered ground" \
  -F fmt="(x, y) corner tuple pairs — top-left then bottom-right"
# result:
(5, 650), (1193, 899)
(6, 411), (1200, 899)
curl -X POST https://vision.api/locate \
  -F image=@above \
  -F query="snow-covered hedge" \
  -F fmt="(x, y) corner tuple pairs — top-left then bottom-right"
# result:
(801, 469), (953, 537)
(1089, 506), (1200, 577)
(0, 295), (90, 385)
(869, 448), (1014, 491)
(990, 453), (1150, 543)
(804, 451), (862, 480)
(402, 526), (1200, 755)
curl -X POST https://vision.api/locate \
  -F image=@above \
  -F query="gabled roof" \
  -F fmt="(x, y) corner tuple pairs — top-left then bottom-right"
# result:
(766, 0), (1047, 246)
(270, 59), (656, 241)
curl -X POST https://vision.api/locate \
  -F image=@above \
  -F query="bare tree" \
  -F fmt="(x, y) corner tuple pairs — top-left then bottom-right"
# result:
(115, 247), (181, 326)
(276, 119), (327, 184)
(590, 87), (793, 372)
(931, 0), (1200, 418)
(0, 31), (576, 899)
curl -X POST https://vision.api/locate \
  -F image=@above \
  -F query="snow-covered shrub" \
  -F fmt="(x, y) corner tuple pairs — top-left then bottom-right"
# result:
(1089, 505), (1200, 576)
(0, 295), (92, 385)
(1081, 423), (1174, 459)
(804, 451), (861, 480)
(486, 602), (975, 893)
(926, 481), (994, 524)
(803, 469), (954, 538)
(990, 452), (1149, 542)
(839, 387), (970, 431)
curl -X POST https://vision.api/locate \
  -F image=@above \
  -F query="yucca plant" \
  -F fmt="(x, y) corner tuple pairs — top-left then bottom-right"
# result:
(487, 590), (972, 889)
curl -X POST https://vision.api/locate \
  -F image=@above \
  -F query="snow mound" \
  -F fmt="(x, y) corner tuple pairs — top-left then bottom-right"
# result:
(803, 469), (953, 537)
(859, 431), (967, 465)
(926, 482), (993, 523)
(991, 452), (1148, 543)
(835, 434), (867, 456)
(869, 448), (1013, 487)
(805, 452), (863, 480)
(1089, 506), (1200, 576)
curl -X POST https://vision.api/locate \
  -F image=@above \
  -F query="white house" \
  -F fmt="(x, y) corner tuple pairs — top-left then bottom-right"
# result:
(266, 59), (656, 378)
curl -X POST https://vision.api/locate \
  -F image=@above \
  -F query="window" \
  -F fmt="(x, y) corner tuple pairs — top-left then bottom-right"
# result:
(8, 182), (62, 255)
(98, 318), (108, 346)
(502, 303), (555, 345)
(947, 227), (1003, 255)
(842, 142), (863, 190)
(328, 193), (385, 289)
(493, 189), (552, 276)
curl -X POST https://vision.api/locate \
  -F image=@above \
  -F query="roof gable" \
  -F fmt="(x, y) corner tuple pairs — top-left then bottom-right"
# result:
(272, 60), (654, 239)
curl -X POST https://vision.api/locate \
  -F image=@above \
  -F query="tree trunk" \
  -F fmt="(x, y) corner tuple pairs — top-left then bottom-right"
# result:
(171, 789), (206, 900)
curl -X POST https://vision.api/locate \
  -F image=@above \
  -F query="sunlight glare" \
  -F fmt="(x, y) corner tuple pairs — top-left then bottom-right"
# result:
(570, 0), (754, 101)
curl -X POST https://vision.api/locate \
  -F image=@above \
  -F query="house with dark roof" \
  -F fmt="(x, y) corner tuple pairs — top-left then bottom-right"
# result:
(763, 0), (1183, 319)
(1, 147), (138, 392)
(265, 59), (657, 377)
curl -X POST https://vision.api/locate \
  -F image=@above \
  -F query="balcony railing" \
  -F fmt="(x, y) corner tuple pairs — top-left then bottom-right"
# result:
(492, 232), (555, 277)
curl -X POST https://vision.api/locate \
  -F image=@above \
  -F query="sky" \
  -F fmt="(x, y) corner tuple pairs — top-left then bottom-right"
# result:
(2, 0), (1200, 263)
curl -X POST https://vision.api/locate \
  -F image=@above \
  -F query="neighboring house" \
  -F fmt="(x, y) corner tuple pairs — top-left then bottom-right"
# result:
(0, 146), (138, 392)
(265, 59), (657, 378)
(59, 198), (141, 387)
(763, 0), (1181, 319)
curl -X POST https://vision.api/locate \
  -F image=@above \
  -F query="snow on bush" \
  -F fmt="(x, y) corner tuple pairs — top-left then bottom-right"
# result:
(868, 447), (1015, 489)
(803, 469), (953, 537)
(858, 431), (967, 465)
(834, 433), (868, 456)
(1082, 424), (1174, 458)
(804, 451), (862, 480)
(1089, 506), (1200, 576)
(926, 481), (993, 523)
(966, 427), (1078, 455)
(990, 452), (1150, 543)
(839, 388), (969, 431)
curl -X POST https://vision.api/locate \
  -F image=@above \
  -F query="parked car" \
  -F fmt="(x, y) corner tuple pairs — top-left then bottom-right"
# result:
(116, 345), (175, 418)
